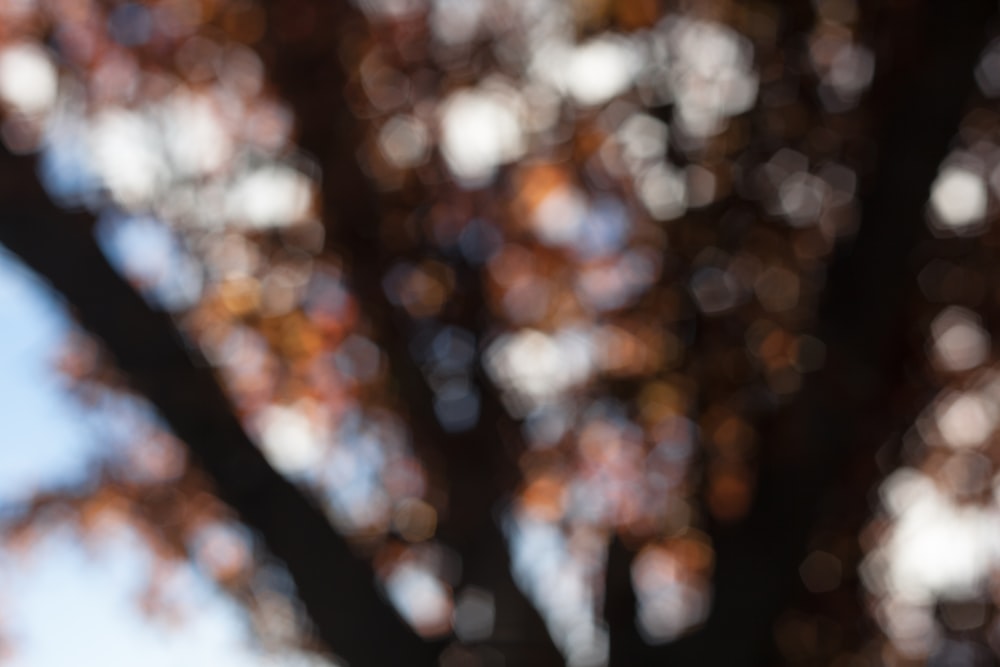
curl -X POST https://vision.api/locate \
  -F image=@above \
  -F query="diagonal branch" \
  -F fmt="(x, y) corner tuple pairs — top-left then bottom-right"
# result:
(0, 143), (441, 667)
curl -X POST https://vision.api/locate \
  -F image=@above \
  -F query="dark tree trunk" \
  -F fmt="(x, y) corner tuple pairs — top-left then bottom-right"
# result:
(606, 1), (995, 664)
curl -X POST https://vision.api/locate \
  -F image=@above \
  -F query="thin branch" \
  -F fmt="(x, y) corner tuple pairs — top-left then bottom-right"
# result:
(256, 2), (565, 663)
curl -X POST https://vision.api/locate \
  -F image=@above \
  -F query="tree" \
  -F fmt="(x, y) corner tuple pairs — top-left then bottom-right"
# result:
(0, 0), (998, 665)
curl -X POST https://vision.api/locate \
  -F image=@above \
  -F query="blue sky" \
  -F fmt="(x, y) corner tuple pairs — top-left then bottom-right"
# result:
(0, 249), (97, 504)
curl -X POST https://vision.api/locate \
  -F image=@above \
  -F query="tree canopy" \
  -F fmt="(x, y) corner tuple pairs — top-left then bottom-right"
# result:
(2, 0), (1000, 665)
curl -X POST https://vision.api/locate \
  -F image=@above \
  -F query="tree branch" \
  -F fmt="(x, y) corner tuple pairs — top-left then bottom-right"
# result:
(256, 3), (565, 663)
(0, 144), (441, 667)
